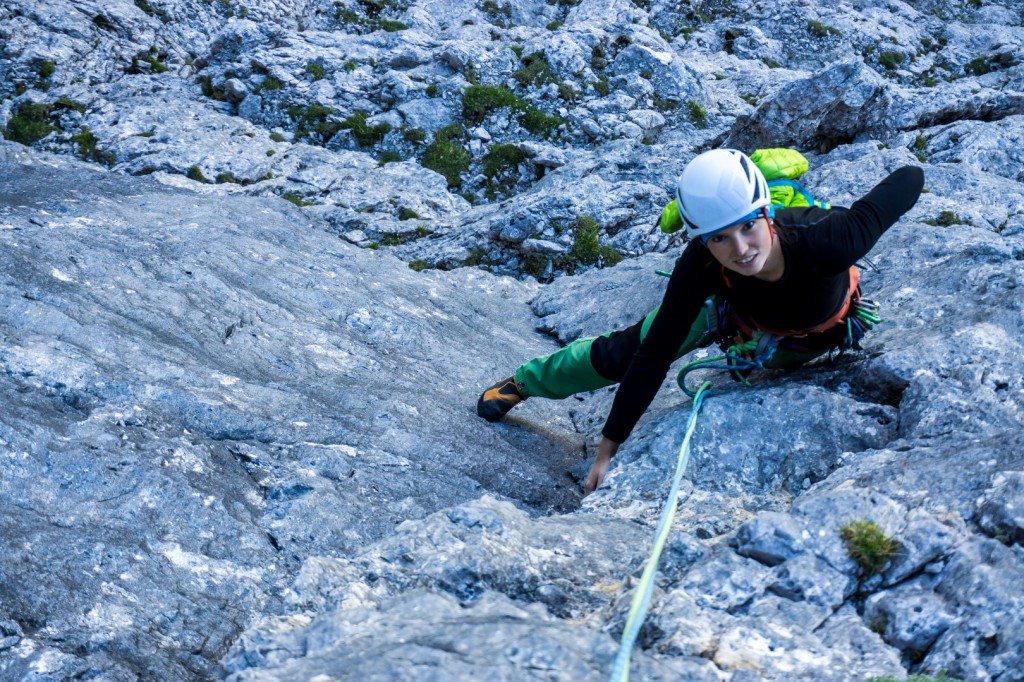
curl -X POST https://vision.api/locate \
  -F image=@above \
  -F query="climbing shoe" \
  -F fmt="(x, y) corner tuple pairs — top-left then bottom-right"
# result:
(477, 375), (525, 422)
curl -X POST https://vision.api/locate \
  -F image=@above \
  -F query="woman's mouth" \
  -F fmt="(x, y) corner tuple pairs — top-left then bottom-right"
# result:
(735, 254), (757, 266)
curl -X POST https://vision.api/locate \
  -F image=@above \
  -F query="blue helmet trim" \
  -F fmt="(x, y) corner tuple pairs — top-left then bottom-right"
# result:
(699, 205), (775, 242)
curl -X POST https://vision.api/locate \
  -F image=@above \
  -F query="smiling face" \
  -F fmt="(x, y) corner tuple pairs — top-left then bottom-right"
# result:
(703, 216), (783, 280)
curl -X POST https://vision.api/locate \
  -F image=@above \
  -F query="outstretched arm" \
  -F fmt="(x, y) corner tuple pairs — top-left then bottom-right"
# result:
(600, 243), (712, 445)
(798, 165), (925, 268)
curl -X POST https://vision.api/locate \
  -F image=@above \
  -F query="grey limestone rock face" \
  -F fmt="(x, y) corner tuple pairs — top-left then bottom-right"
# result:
(725, 60), (897, 153)
(222, 589), (727, 682)
(0, 148), (584, 679)
(2, 0), (1024, 678)
(976, 471), (1024, 545)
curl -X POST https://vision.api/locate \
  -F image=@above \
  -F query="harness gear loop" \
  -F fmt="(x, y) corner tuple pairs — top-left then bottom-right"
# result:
(678, 268), (879, 393)
(830, 296), (881, 361)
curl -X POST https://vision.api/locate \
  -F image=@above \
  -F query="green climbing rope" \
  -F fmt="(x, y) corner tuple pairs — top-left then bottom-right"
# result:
(608, 380), (712, 682)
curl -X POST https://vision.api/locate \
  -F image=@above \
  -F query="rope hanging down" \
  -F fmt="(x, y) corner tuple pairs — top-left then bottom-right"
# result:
(607, 380), (712, 682)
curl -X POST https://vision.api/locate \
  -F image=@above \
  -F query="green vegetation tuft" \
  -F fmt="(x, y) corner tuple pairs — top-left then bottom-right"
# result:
(560, 216), (622, 272)
(965, 52), (1017, 77)
(593, 76), (611, 96)
(54, 97), (86, 114)
(462, 249), (485, 267)
(216, 172), (238, 184)
(186, 165), (209, 183)
(462, 84), (562, 137)
(134, 0), (169, 21)
(34, 60), (56, 84)
(522, 254), (550, 281)
(131, 52), (168, 74)
(807, 20), (842, 38)
(840, 520), (897, 576)
(481, 143), (527, 200)
(462, 85), (521, 124)
(879, 51), (905, 70)
(379, 150), (402, 165)
(257, 76), (284, 92)
(519, 106), (562, 137)
(403, 127), (427, 144)
(287, 104), (344, 144)
(70, 127), (115, 165)
(339, 110), (391, 147)
(270, 132), (287, 142)
(512, 52), (554, 87)
(398, 207), (421, 220)
(3, 102), (56, 145)
(913, 133), (928, 161)
(198, 75), (225, 101)
(421, 125), (471, 189)
(653, 94), (680, 112)
(380, 19), (407, 31)
(305, 62), (325, 80)
(687, 100), (708, 128)
(482, 0), (513, 26)
(923, 210), (971, 227)
(282, 192), (315, 207)
(409, 259), (431, 271)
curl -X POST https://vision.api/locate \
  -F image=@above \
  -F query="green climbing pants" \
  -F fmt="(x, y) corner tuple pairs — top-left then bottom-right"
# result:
(514, 299), (832, 400)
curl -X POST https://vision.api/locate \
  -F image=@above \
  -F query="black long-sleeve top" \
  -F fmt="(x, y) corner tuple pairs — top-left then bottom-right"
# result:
(602, 165), (924, 444)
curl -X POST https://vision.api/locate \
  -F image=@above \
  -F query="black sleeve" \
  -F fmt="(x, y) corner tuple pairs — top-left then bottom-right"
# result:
(789, 166), (924, 270)
(601, 242), (713, 444)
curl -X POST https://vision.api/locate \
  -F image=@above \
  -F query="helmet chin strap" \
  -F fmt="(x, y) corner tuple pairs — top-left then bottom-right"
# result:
(763, 206), (775, 246)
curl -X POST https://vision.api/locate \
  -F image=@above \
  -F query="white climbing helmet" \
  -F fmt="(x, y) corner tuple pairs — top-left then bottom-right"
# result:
(676, 148), (772, 239)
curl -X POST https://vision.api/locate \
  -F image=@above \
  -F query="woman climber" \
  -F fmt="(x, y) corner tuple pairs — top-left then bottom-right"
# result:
(477, 148), (924, 496)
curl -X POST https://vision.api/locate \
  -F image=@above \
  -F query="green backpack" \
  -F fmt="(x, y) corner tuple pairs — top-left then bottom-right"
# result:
(659, 148), (830, 234)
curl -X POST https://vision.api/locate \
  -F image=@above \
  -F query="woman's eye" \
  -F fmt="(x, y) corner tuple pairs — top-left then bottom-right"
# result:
(709, 234), (725, 244)
(741, 221), (757, 231)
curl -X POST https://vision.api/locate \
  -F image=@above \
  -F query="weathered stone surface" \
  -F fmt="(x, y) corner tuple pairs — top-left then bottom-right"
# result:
(223, 589), (723, 682)
(725, 60), (895, 153)
(733, 511), (808, 567)
(282, 495), (647, 618)
(1, 0), (1023, 678)
(976, 471), (1024, 545)
(0, 149), (582, 679)
(865, 582), (958, 658)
